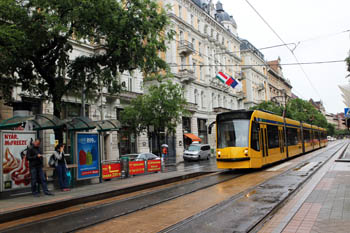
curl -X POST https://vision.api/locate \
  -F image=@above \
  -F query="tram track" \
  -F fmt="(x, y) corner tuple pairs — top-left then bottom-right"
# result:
(0, 142), (344, 233)
(0, 170), (246, 233)
(160, 141), (347, 233)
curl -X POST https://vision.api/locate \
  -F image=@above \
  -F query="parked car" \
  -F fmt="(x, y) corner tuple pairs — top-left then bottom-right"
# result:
(123, 153), (160, 161)
(183, 144), (211, 161)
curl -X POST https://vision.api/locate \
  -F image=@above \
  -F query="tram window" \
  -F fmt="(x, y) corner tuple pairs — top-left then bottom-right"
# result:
(303, 130), (310, 142)
(251, 122), (260, 151)
(217, 120), (250, 148)
(287, 128), (298, 146)
(267, 125), (279, 148)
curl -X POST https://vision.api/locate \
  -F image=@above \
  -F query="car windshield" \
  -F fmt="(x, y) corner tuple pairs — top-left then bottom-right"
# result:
(217, 119), (250, 148)
(187, 145), (200, 151)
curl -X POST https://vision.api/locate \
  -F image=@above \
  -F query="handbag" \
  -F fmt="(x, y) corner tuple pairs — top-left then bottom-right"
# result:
(66, 170), (72, 186)
(48, 154), (57, 168)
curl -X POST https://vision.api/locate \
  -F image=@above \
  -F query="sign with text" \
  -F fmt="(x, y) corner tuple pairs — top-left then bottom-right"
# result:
(102, 163), (121, 179)
(129, 161), (145, 175)
(76, 133), (100, 180)
(1, 131), (36, 191)
(147, 160), (161, 172)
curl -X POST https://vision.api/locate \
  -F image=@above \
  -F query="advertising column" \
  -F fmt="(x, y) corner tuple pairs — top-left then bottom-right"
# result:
(76, 132), (100, 180)
(1, 131), (36, 192)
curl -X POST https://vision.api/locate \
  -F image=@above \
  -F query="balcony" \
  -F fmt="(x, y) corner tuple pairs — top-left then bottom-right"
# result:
(236, 72), (245, 81)
(178, 40), (195, 56)
(236, 91), (246, 100)
(178, 68), (195, 83)
(186, 103), (198, 112)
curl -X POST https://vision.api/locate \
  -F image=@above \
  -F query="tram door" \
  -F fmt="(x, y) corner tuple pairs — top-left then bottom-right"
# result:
(278, 127), (286, 158)
(260, 124), (268, 165)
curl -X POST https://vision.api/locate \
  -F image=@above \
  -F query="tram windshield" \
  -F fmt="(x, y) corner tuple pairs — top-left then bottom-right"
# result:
(217, 119), (250, 148)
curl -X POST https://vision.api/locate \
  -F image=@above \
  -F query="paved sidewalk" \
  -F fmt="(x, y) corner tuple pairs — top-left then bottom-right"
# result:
(259, 144), (350, 233)
(0, 160), (218, 215)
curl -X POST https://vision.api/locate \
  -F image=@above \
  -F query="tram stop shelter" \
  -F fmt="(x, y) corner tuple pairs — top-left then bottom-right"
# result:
(0, 115), (120, 192)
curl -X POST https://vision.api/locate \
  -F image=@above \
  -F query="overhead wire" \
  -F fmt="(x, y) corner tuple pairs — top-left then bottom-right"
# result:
(244, 0), (324, 101)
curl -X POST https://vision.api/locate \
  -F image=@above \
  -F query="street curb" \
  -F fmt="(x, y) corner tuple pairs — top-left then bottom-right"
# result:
(0, 171), (211, 224)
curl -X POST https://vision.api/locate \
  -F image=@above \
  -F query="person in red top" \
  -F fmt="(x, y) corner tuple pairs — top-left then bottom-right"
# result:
(161, 145), (168, 161)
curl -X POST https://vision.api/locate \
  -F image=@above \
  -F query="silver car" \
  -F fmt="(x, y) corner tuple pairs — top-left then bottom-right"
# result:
(183, 144), (211, 161)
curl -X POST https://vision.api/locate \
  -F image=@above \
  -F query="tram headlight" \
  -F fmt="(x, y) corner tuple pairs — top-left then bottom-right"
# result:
(218, 151), (221, 157)
(244, 149), (248, 156)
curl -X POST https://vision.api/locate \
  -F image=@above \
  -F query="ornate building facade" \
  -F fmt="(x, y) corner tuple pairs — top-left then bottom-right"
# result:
(161, 0), (246, 159)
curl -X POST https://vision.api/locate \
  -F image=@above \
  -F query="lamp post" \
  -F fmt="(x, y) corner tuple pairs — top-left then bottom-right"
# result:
(271, 89), (290, 157)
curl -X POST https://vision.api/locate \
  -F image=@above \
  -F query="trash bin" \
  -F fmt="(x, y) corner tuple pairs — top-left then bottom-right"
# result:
(121, 156), (129, 178)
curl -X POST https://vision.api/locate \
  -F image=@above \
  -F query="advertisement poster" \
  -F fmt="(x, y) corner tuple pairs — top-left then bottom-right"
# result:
(1, 131), (36, 191)
(102, 163), (121, 179)
(129, 161), (145, 175)
(147, 160), (161, 172)
(76, 133), (100, 180)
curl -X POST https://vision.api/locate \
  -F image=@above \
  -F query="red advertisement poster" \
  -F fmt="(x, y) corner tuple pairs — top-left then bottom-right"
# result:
(129, 161), (145, 175)
(147, 160), (161, 172)
(1, 131), (36, 191)
(102, 163), (121, 179)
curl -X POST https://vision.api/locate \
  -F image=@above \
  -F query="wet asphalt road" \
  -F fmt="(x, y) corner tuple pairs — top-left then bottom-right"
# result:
(161, 142), (346, 233)
(164, 156), (219, 173)
(2, 142), (346, 233)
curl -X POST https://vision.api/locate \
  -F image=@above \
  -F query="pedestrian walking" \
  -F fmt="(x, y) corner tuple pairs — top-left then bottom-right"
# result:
(54, 144), (70, 191)
(161, 144), (168, 163)
(27, 139), (53, 196)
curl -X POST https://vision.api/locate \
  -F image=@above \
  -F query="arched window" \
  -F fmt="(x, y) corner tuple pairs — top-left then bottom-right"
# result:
(218, 94), (222, 107)
(194, 89), (198, 105)
(201, 91), (205, 109)
(223, 96), (226, 108)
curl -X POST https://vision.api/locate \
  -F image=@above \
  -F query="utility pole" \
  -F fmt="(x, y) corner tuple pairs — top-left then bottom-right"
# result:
(81, 84), (86, 117)
(283, 90), (289, 158)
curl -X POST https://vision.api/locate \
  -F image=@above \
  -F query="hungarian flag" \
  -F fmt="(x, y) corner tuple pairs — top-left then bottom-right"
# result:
(216, 72), (242, 90)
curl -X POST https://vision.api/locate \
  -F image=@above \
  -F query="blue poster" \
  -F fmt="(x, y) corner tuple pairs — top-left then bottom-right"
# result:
(76, 133), (100, 180)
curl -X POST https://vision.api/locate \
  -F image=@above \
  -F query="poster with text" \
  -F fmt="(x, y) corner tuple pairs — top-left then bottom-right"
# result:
(76, 133), (100, 180)
(1, 131), (36, 191)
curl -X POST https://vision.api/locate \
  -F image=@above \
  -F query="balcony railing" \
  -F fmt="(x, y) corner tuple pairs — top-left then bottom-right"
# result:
(178, 68), (195, 83)
(178, 40), (195, 56)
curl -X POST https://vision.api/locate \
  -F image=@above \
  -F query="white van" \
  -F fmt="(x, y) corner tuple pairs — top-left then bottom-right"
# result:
(183, 144), (211, 161)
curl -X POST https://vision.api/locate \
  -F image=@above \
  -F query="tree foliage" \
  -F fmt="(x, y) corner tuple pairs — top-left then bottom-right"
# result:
(250, 101), (284, 116)
(121, 78), (188, 154)
(251, 98), (328, 128)
(0, 0), (173, 116)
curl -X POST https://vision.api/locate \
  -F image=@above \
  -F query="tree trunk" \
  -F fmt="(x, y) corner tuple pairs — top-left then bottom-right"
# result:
(157, 131), (161, 157)
(53, 98), (64, 144)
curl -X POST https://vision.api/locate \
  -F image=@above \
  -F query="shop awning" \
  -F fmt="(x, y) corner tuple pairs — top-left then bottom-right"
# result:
(0, 114), (64, 130)
(184, 133), (202, 142)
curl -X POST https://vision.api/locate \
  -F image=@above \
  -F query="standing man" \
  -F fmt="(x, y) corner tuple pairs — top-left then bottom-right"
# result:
(27, 139), (53, 196)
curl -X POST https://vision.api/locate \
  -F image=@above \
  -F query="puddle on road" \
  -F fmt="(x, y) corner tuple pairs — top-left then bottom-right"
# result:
(293, 162), (309, 171)
(245, 190), (256, 198)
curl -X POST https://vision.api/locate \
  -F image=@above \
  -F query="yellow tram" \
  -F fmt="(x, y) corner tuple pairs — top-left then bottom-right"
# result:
(216, 110), (328, 169)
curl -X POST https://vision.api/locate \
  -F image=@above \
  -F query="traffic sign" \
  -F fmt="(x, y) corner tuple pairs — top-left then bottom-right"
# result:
(345, 108), (350, 118)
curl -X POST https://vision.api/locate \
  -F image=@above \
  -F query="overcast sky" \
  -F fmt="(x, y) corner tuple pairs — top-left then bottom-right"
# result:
(221, 0), (350, 114)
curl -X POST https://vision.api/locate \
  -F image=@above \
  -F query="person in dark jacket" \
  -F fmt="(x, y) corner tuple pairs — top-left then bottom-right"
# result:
(27, 139), (53, 196)
(54, 144), (70, 191)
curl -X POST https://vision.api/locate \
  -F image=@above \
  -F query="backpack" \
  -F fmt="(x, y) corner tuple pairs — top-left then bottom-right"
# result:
(48, 154), (57, 168)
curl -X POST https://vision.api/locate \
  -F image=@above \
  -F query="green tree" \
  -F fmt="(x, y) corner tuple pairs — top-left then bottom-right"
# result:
(286, 98), (327, 128)
(0, 0), (173, 141)
(121, 78), (188, 155)
(326, 123), (336, 136)
(250, 101), (284, 116)
(251, 99), (328, 128)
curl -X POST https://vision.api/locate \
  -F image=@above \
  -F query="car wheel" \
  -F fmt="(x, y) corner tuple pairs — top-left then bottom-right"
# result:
(207, 155), (209, 160)
(198, 155), (201, 161)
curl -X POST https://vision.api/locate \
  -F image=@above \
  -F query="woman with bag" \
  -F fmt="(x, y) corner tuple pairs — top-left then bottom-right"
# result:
(54, 144), (70, 192)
